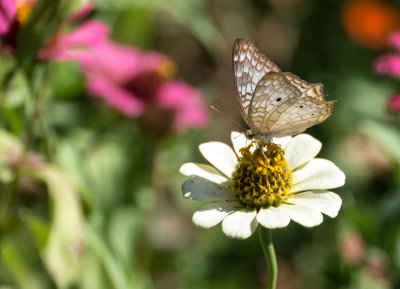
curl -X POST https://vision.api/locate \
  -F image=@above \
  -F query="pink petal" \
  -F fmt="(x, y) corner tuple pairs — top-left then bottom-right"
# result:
(86, 73), (145, 116)
(374, 54), (400, 78)
(59, 20), (107, 47)
(80, 43), (170, 84)
(339, 230), (365, 266)
(173, 107), (209, 132)
(157, 80), (201, 108)
(388, 31), (400, 51)
(77, 42), (173, 117)
(157, 81), (209, 132)
(38, 20), (109, 61)
(79, 42), (150, 83)
(387, 94), (400, 113)
(142, 51), (172, 72)
(0, 0), (16, 34)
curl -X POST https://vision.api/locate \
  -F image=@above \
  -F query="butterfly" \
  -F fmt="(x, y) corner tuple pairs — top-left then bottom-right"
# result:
(233, 38), (334, 141)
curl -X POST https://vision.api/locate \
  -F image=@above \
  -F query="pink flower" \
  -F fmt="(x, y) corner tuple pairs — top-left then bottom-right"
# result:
(374, 30), (400, 79)
(339, 229), (365, 266)
(2, 0), (209, 134)
(79, 42), (166, 116)
(38, 20), (109, 62)
(374, 30), (400, 115)
(0, 0), (16, 35)
(387, 94), (400, 113)
(388, 31), (400, 50)
(364, 251), (389, 281)
(79, 42), (209, 133)
(374, 54), (400, 78)
(157, 81), (209, 132)
(0, 0), (35, 52)
(1, 1), (99, 58)
(0, 0), (23, 51)
(37, 3), (107, 63)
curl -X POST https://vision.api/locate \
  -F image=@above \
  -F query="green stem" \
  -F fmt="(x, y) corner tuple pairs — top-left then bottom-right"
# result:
(0, 168), (22, 234)
(35, 66), (52, 158)
(0, 65), (50, 234)
(258, 227), (278, 289)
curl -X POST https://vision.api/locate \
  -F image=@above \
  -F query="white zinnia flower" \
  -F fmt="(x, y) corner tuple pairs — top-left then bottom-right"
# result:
(180, 132), (345, 240)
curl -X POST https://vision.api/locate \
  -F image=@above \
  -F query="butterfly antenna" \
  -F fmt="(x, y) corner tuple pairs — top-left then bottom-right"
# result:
(210, 105), (247, 131)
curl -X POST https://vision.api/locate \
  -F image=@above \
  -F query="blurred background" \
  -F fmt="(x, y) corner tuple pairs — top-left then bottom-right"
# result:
(1, 0), (400, 288)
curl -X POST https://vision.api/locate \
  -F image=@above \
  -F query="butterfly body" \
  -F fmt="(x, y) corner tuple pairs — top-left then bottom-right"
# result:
(233, 38), (334, 141)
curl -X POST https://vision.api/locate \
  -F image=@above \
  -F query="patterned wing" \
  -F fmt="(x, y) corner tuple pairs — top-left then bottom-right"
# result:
(268, 97), (334, 137)
(248, 72), (302, 135)
(232, 38), (334, 138)
(233, 38), (281, 124)
(283, 72), (325, 100)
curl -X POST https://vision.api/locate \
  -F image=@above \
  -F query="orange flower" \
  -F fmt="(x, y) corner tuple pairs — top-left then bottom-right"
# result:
(342, 0), (400, 49)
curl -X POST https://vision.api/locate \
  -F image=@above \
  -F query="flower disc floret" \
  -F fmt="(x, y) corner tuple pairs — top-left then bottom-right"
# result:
(231, 141), (292, 209)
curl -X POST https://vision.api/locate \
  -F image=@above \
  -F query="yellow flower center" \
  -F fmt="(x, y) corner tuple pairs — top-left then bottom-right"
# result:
(231, 141), (293, 209)
(156, 59), (175, 79)
(16, 0), (35, 25)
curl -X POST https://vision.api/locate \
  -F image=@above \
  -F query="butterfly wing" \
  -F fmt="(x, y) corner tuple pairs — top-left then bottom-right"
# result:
(248, 72), (302, 135)
(233, 38), (281, 125)
(233, 38), (334, 138)
(283, 72), (325, 100)
(269, 97), (334, 136)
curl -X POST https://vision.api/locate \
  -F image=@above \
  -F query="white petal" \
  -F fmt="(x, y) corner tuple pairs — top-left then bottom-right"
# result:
(289, 191), (342, 218)
(284, 134), (321, 170)
(222, 209), (258, 239)
(199, 142), (237, 177)
(292, 158), (346, 193)
(257, 206), (291, 229)
(272, 136), (292, 149)
(182, 177), (236, 201)
(231, 131), (248, 156)
(180, 162), (228, 184)
(279, 203), (323, 227)
(193, 203), (239, 228)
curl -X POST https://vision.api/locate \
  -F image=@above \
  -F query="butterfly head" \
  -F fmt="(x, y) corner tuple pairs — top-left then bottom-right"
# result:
(245, 129), (273, 143)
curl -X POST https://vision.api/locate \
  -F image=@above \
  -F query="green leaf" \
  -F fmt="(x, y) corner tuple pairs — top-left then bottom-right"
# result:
(359, 120), (400, 164)
(394, 229), (400, 271)
(107, 206), (143, 266)
(85, 224), (149, 289)
(1, 237), (46, 289)
(20, 210), (50, 250)
(160, 0), (223, 54)
(32, 165), (85, 288)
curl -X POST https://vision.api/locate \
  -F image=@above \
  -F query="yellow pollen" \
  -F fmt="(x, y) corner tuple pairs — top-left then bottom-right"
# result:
(16, 0), (35, 25)
(156, 59), (175, 79)
(231, 141), (293, 209)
